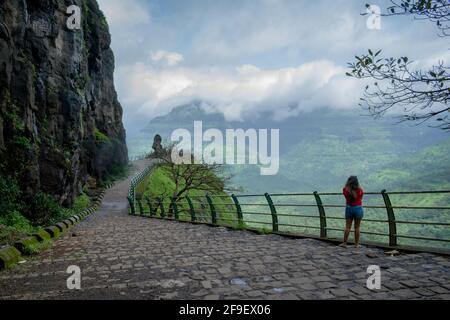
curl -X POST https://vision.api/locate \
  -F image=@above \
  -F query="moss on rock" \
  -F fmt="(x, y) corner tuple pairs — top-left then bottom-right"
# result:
(13, 237), (40, 254)
(32, 229), (51, 242)
(44, 226), (60, 238)
(0, 246), (21, 270)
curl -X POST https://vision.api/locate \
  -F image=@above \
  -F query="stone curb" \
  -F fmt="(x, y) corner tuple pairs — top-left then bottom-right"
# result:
(0, 188), (108, 271)
(0, 246), (22, 270)
(13, 237), (40, 253)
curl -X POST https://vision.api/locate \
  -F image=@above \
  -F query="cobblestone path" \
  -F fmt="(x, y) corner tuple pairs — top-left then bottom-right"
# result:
(0, 160), (449, 300)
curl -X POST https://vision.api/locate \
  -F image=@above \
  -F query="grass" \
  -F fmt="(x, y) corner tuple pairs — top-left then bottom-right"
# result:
(58, 192), (92, 223)
(94, 128), (111, 144)
(0, 192), (92, 247)
(138, 166), (240, 227)
(21, 239), (53, 256)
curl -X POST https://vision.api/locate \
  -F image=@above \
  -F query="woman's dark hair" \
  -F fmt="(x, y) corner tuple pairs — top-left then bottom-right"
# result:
(345, 176), (360, 201)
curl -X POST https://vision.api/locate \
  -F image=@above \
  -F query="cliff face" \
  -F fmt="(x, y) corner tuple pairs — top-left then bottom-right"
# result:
(0, 0), (128, 206)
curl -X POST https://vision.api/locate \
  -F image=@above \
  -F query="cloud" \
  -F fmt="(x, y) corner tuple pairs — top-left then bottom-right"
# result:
(236, 64), (261, 75)
(150, 50), (184, 67)
(117, 60), (362, 122)
(97, 0), (150, 27)
(97, 0), (446, 131)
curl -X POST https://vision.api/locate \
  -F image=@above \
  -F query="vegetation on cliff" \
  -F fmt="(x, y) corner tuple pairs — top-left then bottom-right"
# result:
(0, 0), (128, 242)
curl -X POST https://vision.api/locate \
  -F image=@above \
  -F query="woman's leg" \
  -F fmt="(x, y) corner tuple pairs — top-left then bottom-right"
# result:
(354, 219), (362, 247)
(342, 218), (353, 245)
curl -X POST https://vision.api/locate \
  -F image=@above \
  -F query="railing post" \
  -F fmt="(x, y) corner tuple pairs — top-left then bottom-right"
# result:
(172, 197), (179, 220)
(131, 178), (137, 214)
(206, 194), (217, 225)
(265, 193), (278, 232)
(127, 196), (135, 215)
(146, 196), (154, 216)
(313, 191), (327, 239)
(136, 197), (144, 216)
(157, 197), (166, 218)
(381, 190), (397, 247)
(186, 196), (196, 222)
(231, 194), (244, 227)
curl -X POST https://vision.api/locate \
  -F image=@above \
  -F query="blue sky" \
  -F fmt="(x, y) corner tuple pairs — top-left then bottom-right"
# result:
(96, 0), (448, 134)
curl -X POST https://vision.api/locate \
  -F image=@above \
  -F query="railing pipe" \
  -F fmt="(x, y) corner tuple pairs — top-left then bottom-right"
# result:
(264, 193), (278, 232)
(127, 196), (135, 215)
(314, 191), (327, 238)
(136, 197), (144, 216)
(206, 194), (217, 225)
(231, 194), (244, 227)
(186, 196), (196, 222)
(172, 197), (179, 220)
(146, 196), (155, 216)
(157, 197), (166, 218)
(381, 189), (397, 247)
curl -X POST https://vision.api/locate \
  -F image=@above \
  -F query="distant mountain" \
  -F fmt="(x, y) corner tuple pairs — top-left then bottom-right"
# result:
(141, 101), (229, 136)
(129, 101), (450, 193)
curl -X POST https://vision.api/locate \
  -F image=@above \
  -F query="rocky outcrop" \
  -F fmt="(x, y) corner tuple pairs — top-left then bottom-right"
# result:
(0, 0), (128, 206)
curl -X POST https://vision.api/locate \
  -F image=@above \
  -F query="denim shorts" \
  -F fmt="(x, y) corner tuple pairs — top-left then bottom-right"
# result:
(345, 205), (364, 220)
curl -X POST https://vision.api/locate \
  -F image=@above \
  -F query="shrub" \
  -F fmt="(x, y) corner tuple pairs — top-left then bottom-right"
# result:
(0, 176), (23, 217)
(27, 192), (61, 227)
(0, 211), (36, 245)
(73, 193), (90, 212)
(0, 211), (34, 234)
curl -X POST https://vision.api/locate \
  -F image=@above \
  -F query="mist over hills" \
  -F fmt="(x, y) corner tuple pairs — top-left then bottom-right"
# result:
(128, 101), (450, 194)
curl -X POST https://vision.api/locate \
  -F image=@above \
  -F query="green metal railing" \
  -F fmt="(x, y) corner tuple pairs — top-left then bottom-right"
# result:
(129, 153), (149, 162)
(128, 168), (450, 254)
(127, 164), (155, 215)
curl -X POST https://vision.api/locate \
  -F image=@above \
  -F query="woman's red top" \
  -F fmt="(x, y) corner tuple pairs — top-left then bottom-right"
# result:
(343, 187), (364, 206)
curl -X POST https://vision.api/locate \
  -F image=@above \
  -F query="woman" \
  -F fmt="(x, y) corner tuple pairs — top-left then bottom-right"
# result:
(340, 176), (364, 248)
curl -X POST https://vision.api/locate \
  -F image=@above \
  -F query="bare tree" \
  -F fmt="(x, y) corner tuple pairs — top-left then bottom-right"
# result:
(348, 0), (450, 131)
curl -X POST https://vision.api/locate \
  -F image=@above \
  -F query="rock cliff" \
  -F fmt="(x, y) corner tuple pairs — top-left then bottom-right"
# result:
(0, 0), (128, 206)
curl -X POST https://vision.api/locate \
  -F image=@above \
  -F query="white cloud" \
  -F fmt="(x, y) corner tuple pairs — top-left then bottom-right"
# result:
(150, 50), (184, 67)
(97, 0), (150, 27)
(117, 60), (362, 122)
(97, 0), (445, 131)
(237, 64), (261, 75)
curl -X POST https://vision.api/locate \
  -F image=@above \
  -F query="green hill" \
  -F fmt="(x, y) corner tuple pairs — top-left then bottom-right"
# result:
(130, 102), (449, 194)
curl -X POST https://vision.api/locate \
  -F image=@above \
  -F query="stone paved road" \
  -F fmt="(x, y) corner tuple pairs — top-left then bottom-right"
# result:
(0, 160), (449, 300)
